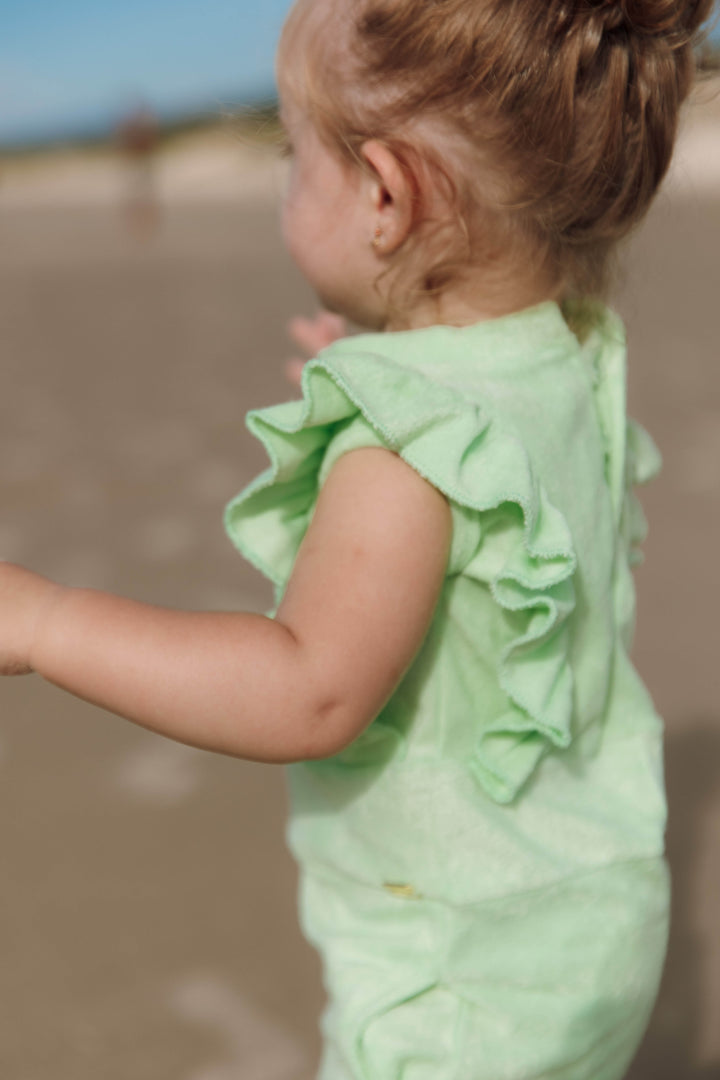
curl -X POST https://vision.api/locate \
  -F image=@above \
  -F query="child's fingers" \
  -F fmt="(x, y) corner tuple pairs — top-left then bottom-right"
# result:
(284, 357), (306, 387)
(315, 311), (347, 346)
(285, 312), (348, 387)
(287, 316), (318, 356)
(287, 312), (347, 356)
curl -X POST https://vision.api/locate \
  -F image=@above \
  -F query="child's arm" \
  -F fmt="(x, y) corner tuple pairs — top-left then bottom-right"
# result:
(285, 311), (347, 386)
(0, 448), (451, 764)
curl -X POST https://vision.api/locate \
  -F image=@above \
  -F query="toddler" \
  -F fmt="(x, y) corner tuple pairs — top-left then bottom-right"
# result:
(1, 0), (713, 1077)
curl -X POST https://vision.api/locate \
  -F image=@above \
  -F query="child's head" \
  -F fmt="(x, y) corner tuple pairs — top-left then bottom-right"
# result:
(278, 0), (713, 328)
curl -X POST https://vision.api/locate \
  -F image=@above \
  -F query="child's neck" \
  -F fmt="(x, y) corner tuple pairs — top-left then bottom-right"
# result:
(384, 274), (563, 332)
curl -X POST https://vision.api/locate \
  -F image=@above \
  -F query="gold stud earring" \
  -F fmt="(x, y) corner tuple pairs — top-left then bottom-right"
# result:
(371, 225), (384, 249)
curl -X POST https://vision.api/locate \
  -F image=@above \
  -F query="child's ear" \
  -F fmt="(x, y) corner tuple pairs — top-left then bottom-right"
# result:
(360, 140), (415, 255)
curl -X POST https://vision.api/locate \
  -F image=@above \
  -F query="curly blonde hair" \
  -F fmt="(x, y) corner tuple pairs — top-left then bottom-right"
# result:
(279, 0), (715, 318)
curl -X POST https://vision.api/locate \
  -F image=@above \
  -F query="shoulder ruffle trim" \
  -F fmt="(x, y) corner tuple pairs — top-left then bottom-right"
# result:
(624, 418), (662, 567)
(225, 345), (578, 805)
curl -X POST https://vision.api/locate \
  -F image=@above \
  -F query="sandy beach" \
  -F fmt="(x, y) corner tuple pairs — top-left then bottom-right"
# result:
(0, 83), (718, 1080)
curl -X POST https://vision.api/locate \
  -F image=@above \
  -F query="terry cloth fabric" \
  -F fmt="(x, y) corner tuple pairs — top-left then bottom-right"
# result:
(225, 301), (669, 1080)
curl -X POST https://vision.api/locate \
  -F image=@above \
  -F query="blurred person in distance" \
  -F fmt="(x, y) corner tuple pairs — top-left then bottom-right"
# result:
(116, 100), (161, 237)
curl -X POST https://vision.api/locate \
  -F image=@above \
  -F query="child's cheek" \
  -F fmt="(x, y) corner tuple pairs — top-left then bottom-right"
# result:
(281, 185), (303, 264)
(281, 199), (318, 292)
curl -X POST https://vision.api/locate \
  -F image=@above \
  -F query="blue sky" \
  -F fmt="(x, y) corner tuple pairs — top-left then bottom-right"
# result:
(2, 0), (719, 146)
(0, 0), (294, 144)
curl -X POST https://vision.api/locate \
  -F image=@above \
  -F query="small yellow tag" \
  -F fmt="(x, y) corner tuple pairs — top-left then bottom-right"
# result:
(383, 882), (420, 899)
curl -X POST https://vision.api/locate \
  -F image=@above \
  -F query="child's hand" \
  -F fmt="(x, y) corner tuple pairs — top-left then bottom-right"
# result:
(0, 563), (62, 675)
(285, 311), (347, 387)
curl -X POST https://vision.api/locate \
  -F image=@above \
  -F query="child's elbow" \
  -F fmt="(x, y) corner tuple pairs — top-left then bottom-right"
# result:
(293, 695), (373, 763)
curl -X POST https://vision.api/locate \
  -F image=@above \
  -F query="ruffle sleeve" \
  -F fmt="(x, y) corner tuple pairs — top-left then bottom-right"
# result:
(225, 342), (579, 804)
(582, 306), (662, 651)
(624, 417), (662, 568)
(610, 416), (662, 651)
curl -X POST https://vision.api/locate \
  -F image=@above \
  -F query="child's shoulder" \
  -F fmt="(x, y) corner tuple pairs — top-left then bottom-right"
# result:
(318, 299), (587, 374)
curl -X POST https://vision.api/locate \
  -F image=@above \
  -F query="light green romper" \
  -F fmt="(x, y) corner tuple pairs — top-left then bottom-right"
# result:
(225, 301), (669, 1080)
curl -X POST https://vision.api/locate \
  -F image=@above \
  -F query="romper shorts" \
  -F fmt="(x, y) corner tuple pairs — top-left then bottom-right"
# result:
(299, 858), (670, 1080)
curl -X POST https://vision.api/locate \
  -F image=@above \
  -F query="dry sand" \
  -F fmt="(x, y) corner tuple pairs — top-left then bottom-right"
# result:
(0, 82), (718, 1080)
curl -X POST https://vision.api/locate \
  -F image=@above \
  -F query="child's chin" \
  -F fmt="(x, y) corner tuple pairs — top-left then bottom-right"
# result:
(318, 294), (384, 333)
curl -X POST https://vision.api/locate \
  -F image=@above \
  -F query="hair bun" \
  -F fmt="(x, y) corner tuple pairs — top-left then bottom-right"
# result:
(589, 0), (625, 33)
(587, 0), (706, 40)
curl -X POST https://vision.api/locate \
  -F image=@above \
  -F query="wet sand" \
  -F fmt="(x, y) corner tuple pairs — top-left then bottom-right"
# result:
(0, 113), (719, 1077)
